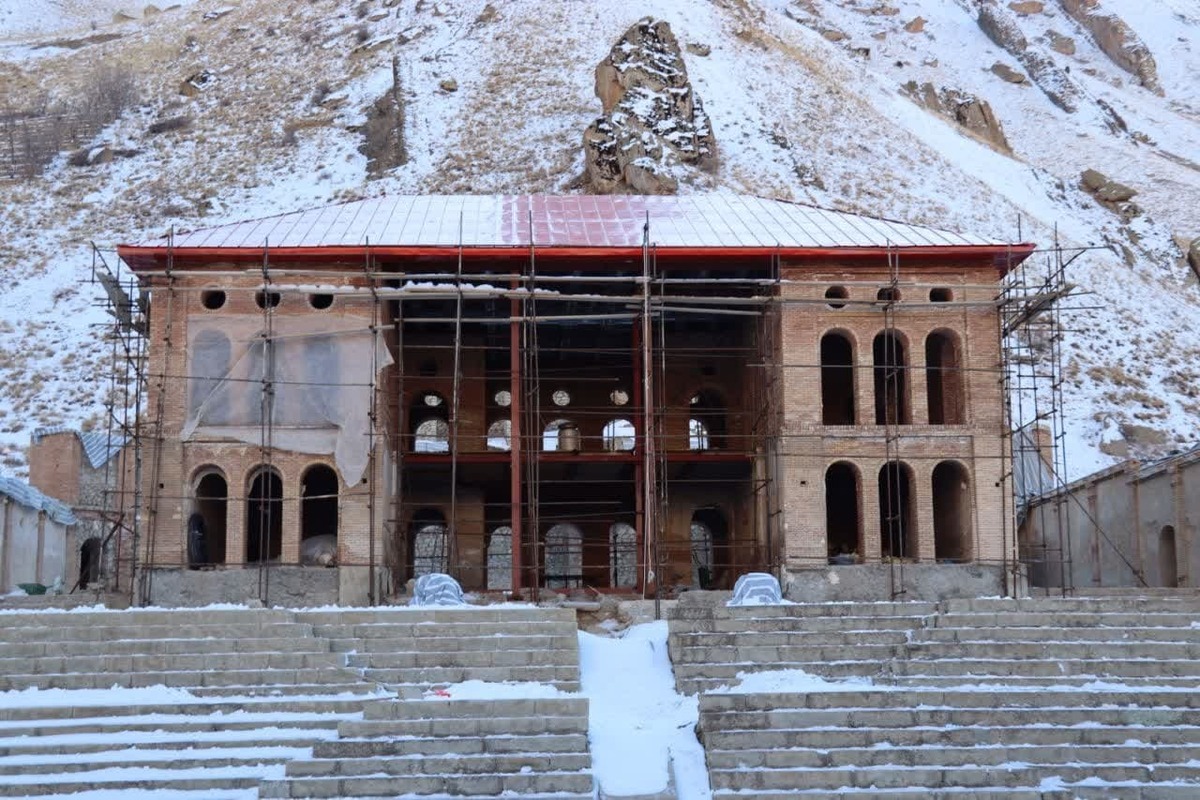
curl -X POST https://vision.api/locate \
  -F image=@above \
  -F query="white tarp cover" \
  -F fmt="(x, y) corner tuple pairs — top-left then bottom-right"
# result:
(182, 314), (392, 486)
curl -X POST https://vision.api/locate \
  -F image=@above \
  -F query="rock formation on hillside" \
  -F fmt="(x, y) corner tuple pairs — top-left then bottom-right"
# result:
(902, 82), (1011, 153)
(976, 0), (1081, 112)
(583, 18), (717, 194)
(1057, 0), (1162, 94)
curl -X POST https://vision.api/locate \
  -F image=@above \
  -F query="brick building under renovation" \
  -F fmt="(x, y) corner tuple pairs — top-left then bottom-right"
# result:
(111, 194), (1039, 606)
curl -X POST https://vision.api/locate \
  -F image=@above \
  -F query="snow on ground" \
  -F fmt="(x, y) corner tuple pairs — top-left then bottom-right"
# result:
(579, 621), (711, 800)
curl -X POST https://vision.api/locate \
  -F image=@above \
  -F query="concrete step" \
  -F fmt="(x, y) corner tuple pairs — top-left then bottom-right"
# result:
(0, 635), (331, 657)
(699, 690), (1200, 712)
(705, 742), (1200, 769)
(708, 763), (1200, 792)
(313, 733), (588, 758)
(340, 715), (588, 739)
(669, 601), (939, 621)
(361, 665), (580, 687)
(703, 724), (1200, 751)
(0, 666), (362, 691)
(699, 706), (1200, 731)
(186, 682), (380, 698)
(0, 746), (311, 776)
(296, 607), (578, 626)
(362, 697), (589, 720)
(885, 675), (1200, 689)
(670, 630), (912, 647)
(0, 651), (349, 675)
(348, 649), (577, 669)
(0, 712), (357, 740)
(889, 658), (1200, 679)
(667, 615), (930, 635)
(330, 633), (577, 653)
(912, 626), (1200, 644)
(259, 771), (594, 797)
(0, 731), (341, 758)
(0, 609), (295, 628)
(0, 699), (367, 723)
(933, 611), (1199, 628)
(0, 621), (314, 642)
(0, 772), (266, 796)
(943, 597), (1200, 613)
(906, 641), (1200, 660)
(711, 790), (1178, 800)
(670, 643), (904, 664)
(287, 752), (591, 778)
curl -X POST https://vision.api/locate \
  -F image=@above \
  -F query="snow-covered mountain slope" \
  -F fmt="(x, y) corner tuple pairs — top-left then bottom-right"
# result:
(0, 0), (1197, 479)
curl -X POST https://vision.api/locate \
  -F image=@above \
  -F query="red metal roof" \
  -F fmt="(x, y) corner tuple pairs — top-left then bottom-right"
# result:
(118, 194), (1035, 270)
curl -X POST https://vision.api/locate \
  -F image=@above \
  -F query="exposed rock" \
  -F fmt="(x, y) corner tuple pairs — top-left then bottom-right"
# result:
(903, 81), (1011, 152)
(583, 18), (716, 195)
(67, 144), (140, 166)
(1095, 181), (1137, 203)
(112, 11), (137, 23)
(822, 29), (848, 42)
(686, 42), (711, 56)
(1187, 237), (1200, 281)
(144, 4), (161, 16)
(358, 56), (407, 175)
(178, 69), (215, 97)
(1047, 30), (1077, 55)
(1058, 0), (1162, 94)
(903, 16), (926, 33)
(146, 115), (192, 134)
(202, 6), (234, 22)
(977, 1), (1081, 111)
(991, 62), (1027, 83)
(1008, 1), (1044, 13)
(438, 77), (458, 92)
(1081, 168), (1139, 211)
(473, 3), (497, 25)
(868, 5), (900, 16)
(1081, 168), (1109, 191)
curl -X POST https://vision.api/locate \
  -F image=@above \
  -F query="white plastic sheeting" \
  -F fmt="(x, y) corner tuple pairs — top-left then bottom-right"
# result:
(182, 315), (392, 486)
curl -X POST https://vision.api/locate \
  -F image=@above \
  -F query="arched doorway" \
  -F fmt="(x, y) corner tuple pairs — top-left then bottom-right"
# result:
(926, 330), (964, 425)
(412, 391), (449, 452)
(878, 462), (916, 560)
(411, 508), (449, 577)
(820, 332), (856, 425)
(609, 522), (637, 587)
(544, 524), (583, 589)
(193, 469), (227, 566)
(78, 538), (101, 588)
(690, 507), (728, 589)
(873, 332), (910, 426)
(1160, 525), (1179, 587)
(825, 462), (860, 562)
(487, 525), (512, 590)
(932, 461), (971, 562)
(301, 464), (338, 562)
(246, 467), (282, 563)
(688, 390), (726, 450)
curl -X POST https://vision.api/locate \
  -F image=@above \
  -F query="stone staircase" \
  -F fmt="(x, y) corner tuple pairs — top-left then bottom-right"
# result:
(0, 605), (593, 799)
(671, 593), (1200, 799)
(261, 607), (593, 799)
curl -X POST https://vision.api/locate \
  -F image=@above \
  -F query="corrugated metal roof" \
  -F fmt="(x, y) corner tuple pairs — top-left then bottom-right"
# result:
(135, 194), (1009, 251)
(32, 427), (126, 470)
(0, 476), (77, 526)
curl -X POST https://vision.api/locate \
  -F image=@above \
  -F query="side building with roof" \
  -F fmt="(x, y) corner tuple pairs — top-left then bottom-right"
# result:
(0, 474), (77, 594)
(114, 193), (1036, 606)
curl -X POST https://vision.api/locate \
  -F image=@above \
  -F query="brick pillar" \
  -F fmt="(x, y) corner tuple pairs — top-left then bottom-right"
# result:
(861, 459), (882, 562)
(910, 343), (929, 426)
(914, 459), (935, 562)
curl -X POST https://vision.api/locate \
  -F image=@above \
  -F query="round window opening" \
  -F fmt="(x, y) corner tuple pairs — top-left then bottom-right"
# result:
(255, 290), (281, 309)
(201, 290), (226, 310)
(610, 389), (629, 406)
(552, 389), (571, 407)
(494, 390), (512, 407)
(309, 293), (334, 310)
(825, 286), (848, 309)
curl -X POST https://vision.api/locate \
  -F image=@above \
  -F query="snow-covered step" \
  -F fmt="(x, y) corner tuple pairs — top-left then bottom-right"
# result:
(328, 633), (577, 653)
(942, 596), (1200, 613)
(0, 635), (331, 657)
(889, 657), (1200, 679)
(0, 650), (350, 674)
(259, 770), (595, 798)
(933, 611), (1200, 628)
(0, 666), (363, 691)
(705, 724), (1200, 750)
(313, 732), (588, 758)
(913, 625), (1200, 643)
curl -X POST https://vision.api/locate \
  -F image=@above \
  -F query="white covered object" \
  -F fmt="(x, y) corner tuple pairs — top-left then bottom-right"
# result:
(727, 572), (783, 606)
(412, 573), (466, 606)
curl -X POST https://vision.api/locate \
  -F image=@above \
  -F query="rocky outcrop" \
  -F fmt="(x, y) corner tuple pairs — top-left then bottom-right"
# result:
(976, 0), (1081, 112)
(1081, 168), (1139, 216)
(1187, 237), (1200, 281)
(902, 81), (1011, 152)
(583, 18), (717, 194)
(358, 56), (407, 176)
(1057, 0), (1162, 94)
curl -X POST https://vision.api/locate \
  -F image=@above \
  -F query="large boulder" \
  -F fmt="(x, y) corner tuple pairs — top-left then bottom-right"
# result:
(583, 18), (717, 194)
(1057, 0), (1162, 94)
(1187, 237), (1200, 281)
(903, 81), (1011, 152)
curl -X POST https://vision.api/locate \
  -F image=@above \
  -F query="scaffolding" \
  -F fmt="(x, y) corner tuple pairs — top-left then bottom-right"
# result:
(80, 209), (1107, 608)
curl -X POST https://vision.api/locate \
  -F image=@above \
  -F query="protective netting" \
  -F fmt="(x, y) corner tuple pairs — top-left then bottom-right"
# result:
(182, 314), (393, 486)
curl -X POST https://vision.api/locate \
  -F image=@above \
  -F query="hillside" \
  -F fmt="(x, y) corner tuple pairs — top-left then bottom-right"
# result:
(0, 0), (1197, 479)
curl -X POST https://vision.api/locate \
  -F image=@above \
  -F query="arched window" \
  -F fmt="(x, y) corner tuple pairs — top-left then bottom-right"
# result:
(688, 390), (726, 449)
(603, 419), (636, 451)
(411, 508), (449, 577)
(690, 507), (728, 589)
(79, 538), (102, 587)
(487, 419), (512, 451)
(246, 467), (283, 564)
(609, 522), (637, 587)
(543, 419), (580, 452)
(544, 524), (583, 588)
(192, 468), (228, 566)
(1160, 525), (1179, 588)
(301, 464), (338, 543)
(929, 287), (953, 302)
(932, 461), (971, 562)
(926, 330), (964, 425)
(878, 462), (916, 560)
(820, 332), (856, 425)
(190, 329), (231, 423)
(825, 286), (848, 309)
(825, 462), (860, 562)
(487, 525), (512, 590)
(873, 332), (910, 426)
(411, 391), (449, 452)
(877, 286), (901, 302)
